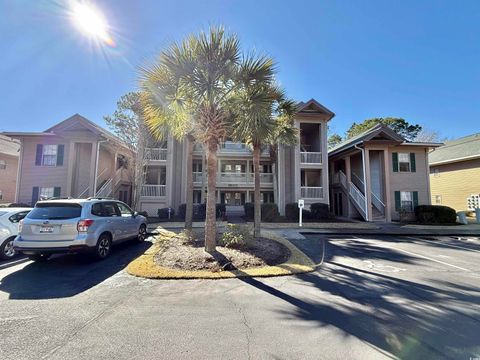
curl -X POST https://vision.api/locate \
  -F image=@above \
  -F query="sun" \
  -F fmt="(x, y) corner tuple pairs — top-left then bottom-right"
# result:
(70, 1), (115, 47)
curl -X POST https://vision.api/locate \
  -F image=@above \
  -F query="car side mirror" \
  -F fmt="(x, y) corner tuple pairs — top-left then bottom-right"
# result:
(133, 211), (139, 218)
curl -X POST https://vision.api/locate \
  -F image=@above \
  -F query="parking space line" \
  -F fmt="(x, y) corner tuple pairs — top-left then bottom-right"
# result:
(406, 236), (480, 253)
(351, 236), (472, 272)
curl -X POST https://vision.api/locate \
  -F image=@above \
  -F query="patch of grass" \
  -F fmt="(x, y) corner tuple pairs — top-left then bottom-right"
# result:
(126, 230), (315, 280)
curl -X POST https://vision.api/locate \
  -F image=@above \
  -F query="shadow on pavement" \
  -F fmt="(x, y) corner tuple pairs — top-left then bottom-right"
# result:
(241, 235), (480, 359)
(0, 240), (151, 300)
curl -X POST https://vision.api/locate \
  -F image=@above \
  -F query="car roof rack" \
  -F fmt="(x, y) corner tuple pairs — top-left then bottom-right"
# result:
(86, 197), (115, 200)
(43, 197), (74, 200)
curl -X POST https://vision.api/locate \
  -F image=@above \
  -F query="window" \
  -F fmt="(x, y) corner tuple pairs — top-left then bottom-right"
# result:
(0, 160), (6, 170)
(398, 153), (411, 172)
(27, 203), (82, 220)
(235, 164), (242, 173)
(0, 190), (3, 200)
(9, 211), (30, 223)
(224, 164), (232, 172)
(116, 202), (133, 217)
(193, 190), (202, 204)
(400, 191), (414, 211)
(92, 202), (119, 217)
(39, 187), (54, 200)
(435, 195), (442, 204)
(42, 145), (58, 166)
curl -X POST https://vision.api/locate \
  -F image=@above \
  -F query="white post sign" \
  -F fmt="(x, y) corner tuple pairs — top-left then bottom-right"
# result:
(298, 199), (305, 227)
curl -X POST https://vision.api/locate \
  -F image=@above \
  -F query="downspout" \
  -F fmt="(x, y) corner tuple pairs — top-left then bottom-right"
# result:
(354, 144), (369, 221)
(94, 139), (108, 196)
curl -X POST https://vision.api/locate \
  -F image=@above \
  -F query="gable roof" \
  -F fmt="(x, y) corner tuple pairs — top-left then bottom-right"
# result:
(0, 134), (20, 157)
(3, 114), (131, 151)
(329, 124), (405, 156)
(296, 99), (335, 120)
(328, 124), (442, 157)
(429, 132), (480, 166)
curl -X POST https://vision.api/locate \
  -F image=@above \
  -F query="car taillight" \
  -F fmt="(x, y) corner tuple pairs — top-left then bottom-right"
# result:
(18, 219), (23, 233)
(77, 219), (94, 233)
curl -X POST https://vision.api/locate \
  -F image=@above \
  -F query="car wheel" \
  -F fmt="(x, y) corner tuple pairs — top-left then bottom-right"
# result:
(95, 234), (112, 260)
(0, 237), (16, 260)
(28, 253), (51, 262)
(137, 225), (147, 242)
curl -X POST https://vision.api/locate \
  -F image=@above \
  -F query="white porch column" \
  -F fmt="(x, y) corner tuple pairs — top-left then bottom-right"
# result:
(89, 142), (98, 196)
(364, 148), (373, 221)
(321, 120), (329, 204)
(294, 121), (301, 201)
(277, 144), (285, 215)
(383, 148), (392, 222)
(65, 142), (75, 196)
(345, 155), (352, 218)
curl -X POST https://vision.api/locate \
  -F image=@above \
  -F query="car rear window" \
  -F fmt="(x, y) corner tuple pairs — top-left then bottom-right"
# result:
(27, 203), (82, 220)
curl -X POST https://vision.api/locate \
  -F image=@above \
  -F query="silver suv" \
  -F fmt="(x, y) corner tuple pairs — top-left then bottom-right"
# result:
(14, 198), (147, 261)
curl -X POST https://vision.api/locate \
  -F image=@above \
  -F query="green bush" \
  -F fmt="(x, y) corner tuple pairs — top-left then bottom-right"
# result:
(219, 224), (253, 249)
(285, 203), (311, 221)
(178, 203), (224, 220)
(415, 205), (457, 224)
(244, 202), (280, 222)
(157, 207), (175, 219)
(310, 203), (330, 221)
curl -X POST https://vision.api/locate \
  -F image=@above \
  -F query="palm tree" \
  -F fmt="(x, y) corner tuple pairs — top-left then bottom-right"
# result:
(140, 27), (245, 252)
(232, 58), (294, 238)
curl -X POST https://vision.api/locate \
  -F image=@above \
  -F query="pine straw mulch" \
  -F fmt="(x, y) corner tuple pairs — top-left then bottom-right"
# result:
(154, 231), (291, 272)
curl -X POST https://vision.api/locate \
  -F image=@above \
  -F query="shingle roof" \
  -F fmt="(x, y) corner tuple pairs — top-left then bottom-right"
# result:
(429, 133), (480, 165)
(0, 134), (20, 157)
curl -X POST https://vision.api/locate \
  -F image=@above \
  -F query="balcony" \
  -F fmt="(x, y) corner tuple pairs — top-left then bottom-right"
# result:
(193, 142), (269, 156)
(300, 152), (322, 165)
(141, 185), (166, 197)
(301, 186), (324, 199)
(193, 172), (273, 186)
(144, 148), (167, 161)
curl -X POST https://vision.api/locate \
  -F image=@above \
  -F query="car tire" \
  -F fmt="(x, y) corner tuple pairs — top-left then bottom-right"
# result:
(0, 237), (16, 260)
(28, 253), (51, 262)
(94, 234), (112, 260)
(137, 225), (147, 242)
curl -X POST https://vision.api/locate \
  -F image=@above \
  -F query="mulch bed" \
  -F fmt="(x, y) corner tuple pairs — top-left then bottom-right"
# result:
(154, 232), (290, 272)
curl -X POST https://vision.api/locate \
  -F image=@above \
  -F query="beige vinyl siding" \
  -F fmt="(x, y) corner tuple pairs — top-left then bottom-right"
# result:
(17, 136), (69, 204)
(388, 146), (431, 221)
(430, 158), (480, 211)
(0, 153), (19, 203)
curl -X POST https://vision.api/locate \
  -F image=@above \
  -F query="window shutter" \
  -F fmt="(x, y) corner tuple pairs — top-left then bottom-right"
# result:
(413, 191), (419, 208)
(35, 144), (43, 166)
(32, 187), (39, 205)
(53, 187), (61, 198)
(57, 145), (65, 166)
(392, 153), (399, 172)
(410, 153), (416, 172)
(394, 191), (401, 211)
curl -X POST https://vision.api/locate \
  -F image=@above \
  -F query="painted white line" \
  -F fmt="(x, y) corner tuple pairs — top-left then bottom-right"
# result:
(406, 236), (480, 254)
(351, 236), (471, 272)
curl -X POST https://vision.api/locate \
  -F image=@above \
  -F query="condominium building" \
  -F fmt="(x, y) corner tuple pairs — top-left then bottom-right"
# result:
(138, 99), (334, 216)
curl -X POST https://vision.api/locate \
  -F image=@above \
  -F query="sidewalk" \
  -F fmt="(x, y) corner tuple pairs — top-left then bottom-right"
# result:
(148, 220), (480, 236)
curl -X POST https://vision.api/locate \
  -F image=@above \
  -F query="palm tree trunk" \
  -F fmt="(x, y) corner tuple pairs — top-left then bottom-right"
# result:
(205, 139), (218, 252)
(253, 145), (261, 238)
(184, 135), (194, 231)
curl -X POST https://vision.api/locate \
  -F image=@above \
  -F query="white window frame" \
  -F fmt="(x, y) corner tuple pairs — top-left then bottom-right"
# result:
(39, 187), (54, 200)
(400, 191), (414, 212)
(398, 153), (411, 172)
(42, 145), (58, 166)
(0, 160), (6, 170)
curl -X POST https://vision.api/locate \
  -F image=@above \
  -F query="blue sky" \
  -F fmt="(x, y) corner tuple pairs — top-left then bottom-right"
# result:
(1, 0), (479, 139)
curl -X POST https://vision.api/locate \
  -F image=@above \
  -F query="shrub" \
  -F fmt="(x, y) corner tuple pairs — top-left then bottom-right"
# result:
(244, 202), (279, 222)
(415, 205), (457, 224)
(178, 203), (224, 220)
(310, 203), (330, 220)
(157, 207), (175, 219)
(219, 223), (253, 249)
(262, 203), (279, 222)
(285, 203), (311, 221)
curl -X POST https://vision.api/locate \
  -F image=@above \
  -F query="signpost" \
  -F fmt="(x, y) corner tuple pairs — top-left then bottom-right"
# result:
(298, 199), (305, 227)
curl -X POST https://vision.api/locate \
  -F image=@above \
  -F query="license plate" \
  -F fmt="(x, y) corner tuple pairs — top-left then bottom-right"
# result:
(40, 226), (54, 233)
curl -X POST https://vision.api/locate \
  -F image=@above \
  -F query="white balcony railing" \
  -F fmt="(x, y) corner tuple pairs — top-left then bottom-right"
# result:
(301, 186), (323, 199)
(300, 152), (322, 164)
(349, 182), (367, 219)
(144, 148), (167, 161)
(339, 170), (347, 189)
(193, 172), (273, 185)
(193, 142), (269, 155)
(141, 185), (166, 197)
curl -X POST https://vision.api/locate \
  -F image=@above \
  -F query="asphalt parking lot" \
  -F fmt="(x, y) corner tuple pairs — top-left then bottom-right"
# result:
(0, 234), (479, 359)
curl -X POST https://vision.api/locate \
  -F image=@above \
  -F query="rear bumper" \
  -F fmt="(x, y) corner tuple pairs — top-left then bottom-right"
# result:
(14, 245), (93, 255)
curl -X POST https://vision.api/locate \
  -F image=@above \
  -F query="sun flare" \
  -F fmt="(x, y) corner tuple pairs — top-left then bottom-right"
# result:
(70, 1), (115, 47)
